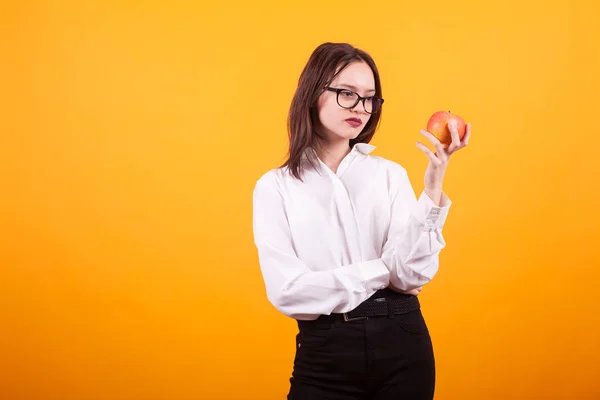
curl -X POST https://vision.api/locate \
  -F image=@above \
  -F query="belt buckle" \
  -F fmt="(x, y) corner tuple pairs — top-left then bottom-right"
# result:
(343, 313), (368, 322)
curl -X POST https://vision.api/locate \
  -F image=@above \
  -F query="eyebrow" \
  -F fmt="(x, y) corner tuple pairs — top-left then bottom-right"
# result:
(337, 83), (376, 94)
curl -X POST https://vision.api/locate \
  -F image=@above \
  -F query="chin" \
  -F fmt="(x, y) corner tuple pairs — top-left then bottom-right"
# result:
(329, 132), (360, 142)
(343, 128), (364, 140)
(320, 122), (364, 142)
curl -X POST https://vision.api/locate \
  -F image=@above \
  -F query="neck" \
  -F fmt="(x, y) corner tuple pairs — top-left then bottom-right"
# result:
(315, 139), (352, 174)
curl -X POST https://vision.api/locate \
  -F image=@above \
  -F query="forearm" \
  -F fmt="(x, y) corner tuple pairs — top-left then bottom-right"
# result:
(382, 227), (446, 291)
(259, 253), (390, 320)
(424, 187), (443, 207)
(381, 190), (450, 291)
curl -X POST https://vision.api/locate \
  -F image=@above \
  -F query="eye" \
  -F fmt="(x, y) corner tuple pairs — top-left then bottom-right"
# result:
(340, 90), (354, 98)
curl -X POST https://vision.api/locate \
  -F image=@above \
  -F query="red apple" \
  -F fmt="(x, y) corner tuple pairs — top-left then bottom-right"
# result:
(426, 111), (467, 146)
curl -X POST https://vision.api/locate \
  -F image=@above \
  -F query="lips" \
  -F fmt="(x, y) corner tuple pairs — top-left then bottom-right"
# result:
(345, 118), (362, 127)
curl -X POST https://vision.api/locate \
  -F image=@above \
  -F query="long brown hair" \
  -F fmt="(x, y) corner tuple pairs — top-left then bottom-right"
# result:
(282, 42), (383, 180)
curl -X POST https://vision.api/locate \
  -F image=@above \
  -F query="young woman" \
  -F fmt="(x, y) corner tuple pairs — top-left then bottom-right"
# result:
(252, 42), (470, 400)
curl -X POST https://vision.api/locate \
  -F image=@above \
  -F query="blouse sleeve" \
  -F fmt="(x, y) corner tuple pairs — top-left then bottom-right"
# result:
(252, 176), (390, 320)
(380, 164), (451, 291)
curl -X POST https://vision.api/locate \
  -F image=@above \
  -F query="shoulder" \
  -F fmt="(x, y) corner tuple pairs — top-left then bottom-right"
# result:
(365, 153), (409, 179)
(360, 153), (414, 197)
(254, 166), (293, 194)
(256, 166), (291, 184)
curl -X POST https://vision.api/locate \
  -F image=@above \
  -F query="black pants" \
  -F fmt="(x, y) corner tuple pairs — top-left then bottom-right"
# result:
(287, 291), (435, 400)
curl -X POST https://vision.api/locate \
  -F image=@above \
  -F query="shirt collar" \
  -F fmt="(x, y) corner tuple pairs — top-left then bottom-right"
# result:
(352, 143), (376, 155)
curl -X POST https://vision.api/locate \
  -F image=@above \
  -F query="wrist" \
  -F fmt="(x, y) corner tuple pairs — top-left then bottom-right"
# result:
(424, 187), (443, 206)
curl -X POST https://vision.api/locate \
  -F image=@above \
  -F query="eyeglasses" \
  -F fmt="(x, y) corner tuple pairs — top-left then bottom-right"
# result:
(324, 87), (384, 114)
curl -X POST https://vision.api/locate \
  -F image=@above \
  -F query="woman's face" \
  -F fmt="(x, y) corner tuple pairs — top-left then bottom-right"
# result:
(316, 61), (376, 143)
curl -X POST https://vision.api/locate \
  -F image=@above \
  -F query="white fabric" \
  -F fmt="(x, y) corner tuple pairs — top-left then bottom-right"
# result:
(252, 143), (451, 320)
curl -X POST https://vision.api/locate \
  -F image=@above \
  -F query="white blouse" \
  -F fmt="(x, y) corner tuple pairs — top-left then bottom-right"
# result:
(252, 143), (451, 321)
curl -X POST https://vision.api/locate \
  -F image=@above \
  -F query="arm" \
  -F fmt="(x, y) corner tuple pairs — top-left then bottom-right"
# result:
(252, 177), (390, 320)
(381, 166), (451, 291)
(383, 120), (471, 291)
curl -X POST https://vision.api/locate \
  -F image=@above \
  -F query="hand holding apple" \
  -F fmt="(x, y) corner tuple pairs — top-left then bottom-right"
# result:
(415, 111), (471, 206)
(426, 111), (467, 147)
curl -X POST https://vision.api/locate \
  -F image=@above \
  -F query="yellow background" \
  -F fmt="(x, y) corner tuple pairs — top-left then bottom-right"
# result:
(2, 0), (599, 399)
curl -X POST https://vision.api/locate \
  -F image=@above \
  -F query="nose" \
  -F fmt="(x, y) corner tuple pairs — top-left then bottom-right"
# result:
(350, 99), (364, 113)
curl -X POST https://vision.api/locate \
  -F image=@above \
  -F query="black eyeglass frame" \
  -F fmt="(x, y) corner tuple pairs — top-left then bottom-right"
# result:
(323, 87), (385, 114)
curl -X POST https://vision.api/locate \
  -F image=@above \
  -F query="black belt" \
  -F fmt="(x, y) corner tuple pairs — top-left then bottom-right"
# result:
(300, 291), (421, 326)
(340, 294), (420, 321)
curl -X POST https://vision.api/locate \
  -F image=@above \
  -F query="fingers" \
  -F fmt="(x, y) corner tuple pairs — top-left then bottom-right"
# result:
(416, 141), (443, 167)
(417, 123), (471, 163)
(447, 122), (471, 154)
(462, 123), (471, 146)
(419, 130), (447, 160)
(448, 122), (461, 151)
(403, 288), (420, 296)
(390, 285), (424, 296)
